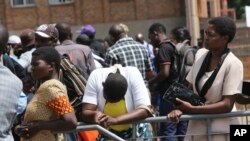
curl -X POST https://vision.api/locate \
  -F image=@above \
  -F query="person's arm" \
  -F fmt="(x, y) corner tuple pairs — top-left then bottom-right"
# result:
(15, 112), (77, 138)
(176, 95), (236, 114)
(146, 70), (156, 81)
(167, 95), (236, 123)
(103, 108), (150, 128)
(148, 43), (174, 86)
(236, 94), (250, 105)
(82, 103), (107, 124)
(148, 64), (170, 85)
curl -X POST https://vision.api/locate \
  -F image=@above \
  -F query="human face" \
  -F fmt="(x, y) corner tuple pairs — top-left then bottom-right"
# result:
(31, 55), (53, 81)
(204, 24), (227, 51)
(35, 34), (54, 48)
(148, 32), (159, 47)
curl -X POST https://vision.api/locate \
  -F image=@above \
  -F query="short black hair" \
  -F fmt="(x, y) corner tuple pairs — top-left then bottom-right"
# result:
(55, 23), (71, 42)
(208, 16), (236, 43)
(76, 33), (90, 46)
(170, 26), (191, 43)
(103, 69), (128, 102)
(148, 23), (166, 34)
(32, 47), (61, 73)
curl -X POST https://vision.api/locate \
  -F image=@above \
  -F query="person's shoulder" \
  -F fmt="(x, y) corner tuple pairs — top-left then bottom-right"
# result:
(196, 48), (208, 56)
(227, 51), (243, 67)
(159, 40), (175, 49)
(41, 79), (65, 90)
(123, 66), (141, 74)
(91, 67), (111, 75)
(0, 64), (22, 88)
(74, 43), (92, 51)
(56, 40), (92, 52)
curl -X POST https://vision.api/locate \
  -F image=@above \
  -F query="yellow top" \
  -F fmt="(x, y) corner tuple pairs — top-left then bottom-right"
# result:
(103, 99), (130, 131)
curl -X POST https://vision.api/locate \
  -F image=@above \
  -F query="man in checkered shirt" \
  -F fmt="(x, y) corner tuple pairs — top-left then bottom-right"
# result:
(105, 23), (155, 83)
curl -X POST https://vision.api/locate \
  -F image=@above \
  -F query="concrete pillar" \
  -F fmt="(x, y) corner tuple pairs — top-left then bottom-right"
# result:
(185, 0), (200, 46)
(209, 0), (221, 17)
(198, 0), (208, 18)
(221, 0), (228, 16)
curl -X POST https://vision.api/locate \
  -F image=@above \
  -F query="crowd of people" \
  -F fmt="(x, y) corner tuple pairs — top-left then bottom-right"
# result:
(0, 16), (250, 141)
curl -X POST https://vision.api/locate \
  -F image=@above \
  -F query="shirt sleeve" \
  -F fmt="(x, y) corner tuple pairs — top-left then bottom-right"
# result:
(129, 67), (151, 108)
(82, 70), (99, 105)
(222, 58), (243, 95)
(46, 84), (74, 117)
(158, 43), (175, 66)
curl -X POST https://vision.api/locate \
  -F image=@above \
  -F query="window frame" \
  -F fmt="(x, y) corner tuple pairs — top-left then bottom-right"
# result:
(10, 0), (36, 8)
(48, 0), (74, 5)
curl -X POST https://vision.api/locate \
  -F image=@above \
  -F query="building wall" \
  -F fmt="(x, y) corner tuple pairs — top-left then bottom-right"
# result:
(1, 0), (185, 30)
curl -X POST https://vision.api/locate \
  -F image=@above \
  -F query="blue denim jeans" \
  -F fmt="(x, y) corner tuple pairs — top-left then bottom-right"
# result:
(159, 99), (188, 141)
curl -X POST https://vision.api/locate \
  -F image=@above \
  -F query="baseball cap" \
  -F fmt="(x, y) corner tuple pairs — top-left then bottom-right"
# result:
(8, 35), (21, 44)
(20, 29), (35, 48)
(35, 24), (59, 40)
(77, 24), (96, 37)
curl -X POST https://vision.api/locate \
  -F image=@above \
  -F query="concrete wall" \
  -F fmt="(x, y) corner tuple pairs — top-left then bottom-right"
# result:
(71, 17), (186, 41)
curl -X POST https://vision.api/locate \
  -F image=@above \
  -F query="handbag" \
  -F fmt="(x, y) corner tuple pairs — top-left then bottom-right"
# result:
(163, 82), (205, 106)
(163, 48), (230, 106)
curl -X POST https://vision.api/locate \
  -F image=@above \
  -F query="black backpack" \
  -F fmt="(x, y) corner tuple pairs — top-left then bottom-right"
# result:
(59, 54), (89, 121)
(160, 40), (198, 84)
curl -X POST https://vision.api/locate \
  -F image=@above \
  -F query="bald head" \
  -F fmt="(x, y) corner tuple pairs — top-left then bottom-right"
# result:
(0, 25), (9, 54)
(135, 33), (144, 44)
(55, 23), (72, 43)
(109, 24), (127, 43)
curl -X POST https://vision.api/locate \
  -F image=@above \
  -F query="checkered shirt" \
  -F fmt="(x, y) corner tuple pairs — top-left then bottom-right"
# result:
(105, 37), (153, 81)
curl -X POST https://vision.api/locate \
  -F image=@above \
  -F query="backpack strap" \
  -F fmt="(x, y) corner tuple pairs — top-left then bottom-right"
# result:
(195, 48), (230, 97)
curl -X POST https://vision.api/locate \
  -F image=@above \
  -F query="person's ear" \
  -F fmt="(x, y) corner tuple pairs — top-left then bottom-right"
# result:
(223, 35), (229, 43)
(49, 62), (55, 72)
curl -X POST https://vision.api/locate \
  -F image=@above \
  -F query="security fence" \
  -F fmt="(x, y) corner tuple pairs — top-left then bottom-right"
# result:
(76, 110), (250, 141)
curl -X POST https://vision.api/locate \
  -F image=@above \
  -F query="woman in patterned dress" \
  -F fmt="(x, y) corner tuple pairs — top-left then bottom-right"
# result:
(15, 47), (77, 141)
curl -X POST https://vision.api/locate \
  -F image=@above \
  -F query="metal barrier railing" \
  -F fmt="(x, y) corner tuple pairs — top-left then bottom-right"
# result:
(76, 110), (250, 141)
(76, 123), (125, 141)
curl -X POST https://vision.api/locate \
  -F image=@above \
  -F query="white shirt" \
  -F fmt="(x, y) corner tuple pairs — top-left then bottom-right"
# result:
(82, 65), (151, 112)
(18, 48), (36, 68)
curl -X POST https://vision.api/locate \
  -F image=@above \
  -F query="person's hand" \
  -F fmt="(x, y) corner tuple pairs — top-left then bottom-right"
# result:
(175, 98), (193, 113)
(14, 124), (29, 138)
(94, 111), (107, 124)
(104, 116), (119, 128)
(14, 121), (41, 138)
(167, 109), (183, 123)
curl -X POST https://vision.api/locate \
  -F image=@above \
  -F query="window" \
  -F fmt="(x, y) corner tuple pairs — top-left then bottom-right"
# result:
(49, 0), (74, 5)
(11, 0), (35, 7)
